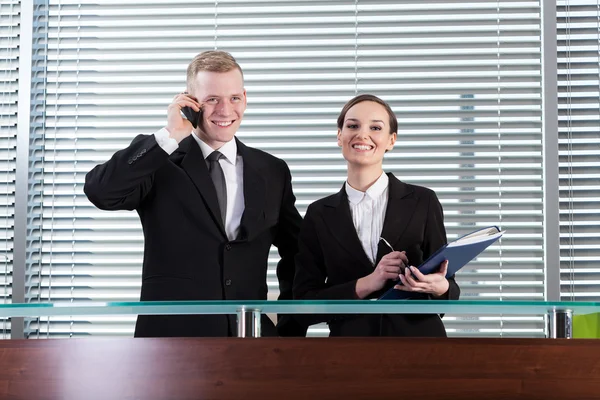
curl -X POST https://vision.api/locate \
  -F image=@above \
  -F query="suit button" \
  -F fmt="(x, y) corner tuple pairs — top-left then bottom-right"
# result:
(225, 244), (232, 251)
(225, 279), (232, 286)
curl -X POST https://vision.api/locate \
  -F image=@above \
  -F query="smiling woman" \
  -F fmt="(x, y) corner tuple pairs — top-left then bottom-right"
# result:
(336, 94), (398, 189)
(293, 94), (460, 337)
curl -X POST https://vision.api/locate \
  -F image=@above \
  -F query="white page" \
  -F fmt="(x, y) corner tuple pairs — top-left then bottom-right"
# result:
(447, 230), (505, 247)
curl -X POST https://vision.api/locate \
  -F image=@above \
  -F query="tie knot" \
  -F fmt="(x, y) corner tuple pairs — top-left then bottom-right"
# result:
(207, 151), (224, 163)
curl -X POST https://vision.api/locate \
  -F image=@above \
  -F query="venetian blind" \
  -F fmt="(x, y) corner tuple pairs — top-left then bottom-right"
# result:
(0, 0), (19, 339)
(28, 0), (544, 338)
(558, 0), (600, 301)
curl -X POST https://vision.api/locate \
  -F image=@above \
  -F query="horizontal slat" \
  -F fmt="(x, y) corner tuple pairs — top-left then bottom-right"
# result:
(557, 0), (600, 300)
(0, 0), (19, 316)
(22, 0), (547, 338)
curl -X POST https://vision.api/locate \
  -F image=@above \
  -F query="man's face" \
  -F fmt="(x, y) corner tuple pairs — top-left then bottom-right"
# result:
(189, 69), (247, 150)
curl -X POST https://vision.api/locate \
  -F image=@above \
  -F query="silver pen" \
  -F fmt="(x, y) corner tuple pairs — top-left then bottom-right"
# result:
(379, 237), (409, 275)
(379, 236), (395, 252)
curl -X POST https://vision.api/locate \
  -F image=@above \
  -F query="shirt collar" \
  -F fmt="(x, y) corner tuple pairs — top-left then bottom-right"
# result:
(345, 172), (389, 205)
(193, 133), (238, 165)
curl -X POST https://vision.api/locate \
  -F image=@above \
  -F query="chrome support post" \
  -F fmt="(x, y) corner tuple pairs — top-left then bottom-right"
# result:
(547, 309), (573, 339)
(236, 307), (261, 338)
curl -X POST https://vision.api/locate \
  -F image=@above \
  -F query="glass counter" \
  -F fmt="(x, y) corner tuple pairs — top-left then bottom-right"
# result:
(3, 299), (597, 338)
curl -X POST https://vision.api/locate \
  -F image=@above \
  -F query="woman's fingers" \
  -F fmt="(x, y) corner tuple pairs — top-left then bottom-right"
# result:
(378, 254), (406, 269)
(438, 260), (449, 276)
(398, 251), (408, 266)
(407, 266), (425, 281)
(403, 267), (421, 287)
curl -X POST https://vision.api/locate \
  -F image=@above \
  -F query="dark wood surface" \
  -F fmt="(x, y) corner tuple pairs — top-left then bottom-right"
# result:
(0, 338), (599, 399)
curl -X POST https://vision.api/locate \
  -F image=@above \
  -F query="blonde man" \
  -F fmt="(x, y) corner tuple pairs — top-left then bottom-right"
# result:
(85, 51), (306, 337)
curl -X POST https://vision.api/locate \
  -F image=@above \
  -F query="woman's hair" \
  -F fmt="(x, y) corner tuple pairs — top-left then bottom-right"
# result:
(336, 94), (398, 135)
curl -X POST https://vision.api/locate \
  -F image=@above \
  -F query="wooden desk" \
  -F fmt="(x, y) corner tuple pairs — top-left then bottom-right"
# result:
(0, 338), (598, 399)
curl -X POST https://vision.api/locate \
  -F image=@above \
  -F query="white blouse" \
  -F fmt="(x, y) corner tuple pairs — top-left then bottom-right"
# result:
(345, 173), (389, 265)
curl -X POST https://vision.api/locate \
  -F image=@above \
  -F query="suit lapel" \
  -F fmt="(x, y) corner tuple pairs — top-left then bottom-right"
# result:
(237, 139), (266, 241)
(375, 173), (417, 264)
(323, 186), (374, 270)
(179, 136), (227, 238)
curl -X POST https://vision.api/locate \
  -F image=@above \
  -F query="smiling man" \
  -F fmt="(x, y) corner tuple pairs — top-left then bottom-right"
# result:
(84, 51), (306, 338)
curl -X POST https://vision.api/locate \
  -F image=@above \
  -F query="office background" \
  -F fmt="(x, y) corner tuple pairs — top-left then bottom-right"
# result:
(0, 0), (598, 338)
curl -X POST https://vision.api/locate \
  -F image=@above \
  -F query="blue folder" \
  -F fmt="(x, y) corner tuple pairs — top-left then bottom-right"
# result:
(379, 226), (504, 300)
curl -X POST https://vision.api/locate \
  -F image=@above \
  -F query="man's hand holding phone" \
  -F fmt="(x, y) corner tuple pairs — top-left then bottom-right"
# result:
(166, 92), (203, 143)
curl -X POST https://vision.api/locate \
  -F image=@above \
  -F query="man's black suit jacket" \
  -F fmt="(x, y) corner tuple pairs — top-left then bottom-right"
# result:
(293, 173), (460, 337)
(84, 134), (305, 337)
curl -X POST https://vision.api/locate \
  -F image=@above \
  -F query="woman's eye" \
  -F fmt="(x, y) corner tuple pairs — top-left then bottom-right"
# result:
(371, 126), (382, 131)
(346, 124), (358, 129)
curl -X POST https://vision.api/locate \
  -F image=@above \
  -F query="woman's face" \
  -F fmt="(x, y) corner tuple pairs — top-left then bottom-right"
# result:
(337, 101), (397, 167)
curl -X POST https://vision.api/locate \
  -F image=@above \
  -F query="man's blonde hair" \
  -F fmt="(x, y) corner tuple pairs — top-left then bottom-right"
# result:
(186, 50), (243, 89)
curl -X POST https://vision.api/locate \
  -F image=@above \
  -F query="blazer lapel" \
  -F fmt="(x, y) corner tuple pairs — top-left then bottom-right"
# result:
(322, 185), (374, 270)
(375, 173), (417, 264)
(179, 136), (227, 238)
(237, 139), (266, 241)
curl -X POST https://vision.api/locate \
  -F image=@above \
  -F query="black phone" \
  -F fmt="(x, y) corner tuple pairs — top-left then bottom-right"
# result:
(181, 106), (202, 129)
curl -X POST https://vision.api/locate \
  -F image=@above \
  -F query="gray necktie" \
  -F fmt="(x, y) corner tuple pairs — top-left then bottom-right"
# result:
(206, 151), (227, 224)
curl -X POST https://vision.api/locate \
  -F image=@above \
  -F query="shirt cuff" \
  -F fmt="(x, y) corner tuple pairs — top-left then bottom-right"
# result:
(154, 128), (178, 155)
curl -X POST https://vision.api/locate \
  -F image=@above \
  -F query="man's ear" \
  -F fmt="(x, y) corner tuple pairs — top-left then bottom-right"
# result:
(387, 132), (397, 151)
(337, 129), (343, 147)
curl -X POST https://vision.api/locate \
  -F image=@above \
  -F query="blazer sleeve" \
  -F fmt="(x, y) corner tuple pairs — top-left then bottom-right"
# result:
(272, 160), (307, 336)
(292, 204), (360, 326)
(84, 134), (169, 211)
(424, 191), (460, 301)
(293, 205), (359, 301)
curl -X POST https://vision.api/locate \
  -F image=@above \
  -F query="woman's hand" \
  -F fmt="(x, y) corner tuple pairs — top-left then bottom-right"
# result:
(394, 260), (450, 298)
(355, 251), (408, 298)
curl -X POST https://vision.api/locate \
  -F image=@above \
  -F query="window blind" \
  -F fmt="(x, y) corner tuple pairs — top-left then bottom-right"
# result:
(0, 0), (19, 339)
(27, 0), (544, 338)
(558, 0), (600, 300)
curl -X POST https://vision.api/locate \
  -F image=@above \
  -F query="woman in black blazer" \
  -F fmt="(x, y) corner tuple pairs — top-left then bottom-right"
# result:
(293, 94), (460, 337)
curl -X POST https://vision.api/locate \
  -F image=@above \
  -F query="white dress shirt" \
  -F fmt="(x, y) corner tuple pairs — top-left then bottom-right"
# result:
(155, 128), (245, 240)
(345, 172), (389, 265)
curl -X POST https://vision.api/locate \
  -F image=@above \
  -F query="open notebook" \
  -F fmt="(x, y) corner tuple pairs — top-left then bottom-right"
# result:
(379, 226), (504, 300)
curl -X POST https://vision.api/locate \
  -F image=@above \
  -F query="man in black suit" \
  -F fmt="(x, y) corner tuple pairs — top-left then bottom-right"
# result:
(84, 50), (306, 337)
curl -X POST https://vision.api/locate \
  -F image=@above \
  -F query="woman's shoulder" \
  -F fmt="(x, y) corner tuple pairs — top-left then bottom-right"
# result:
(303, 190), (345, 219)
(308, 192), (340, 210)
(387, 173), (438, 199)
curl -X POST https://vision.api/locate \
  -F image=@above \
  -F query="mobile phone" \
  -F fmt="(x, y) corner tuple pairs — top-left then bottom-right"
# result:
(181, 106), (202, 129)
